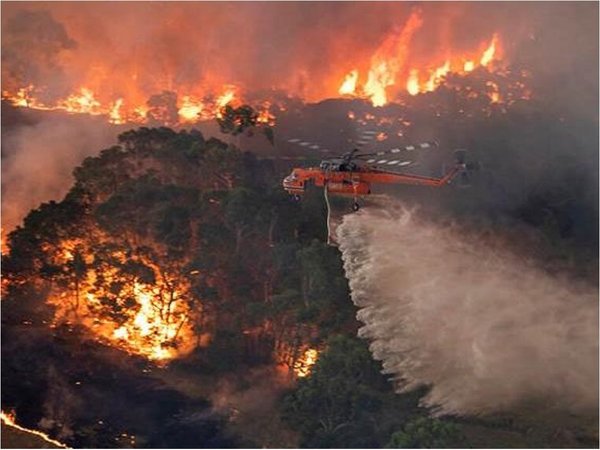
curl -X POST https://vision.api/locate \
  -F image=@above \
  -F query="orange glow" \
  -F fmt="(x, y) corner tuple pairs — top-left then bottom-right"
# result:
(0, 227), (8, 255)
(293, 348), (319, 377)
(1, 411), (69, 448)
(338, 69), (359, 96)
(463, 60), (475, 72)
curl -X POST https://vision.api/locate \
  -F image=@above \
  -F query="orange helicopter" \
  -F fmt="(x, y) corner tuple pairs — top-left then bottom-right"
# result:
(282, 136), (470, 211)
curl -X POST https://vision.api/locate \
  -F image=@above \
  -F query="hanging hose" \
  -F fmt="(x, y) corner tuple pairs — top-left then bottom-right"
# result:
(324, 183), (332, 245)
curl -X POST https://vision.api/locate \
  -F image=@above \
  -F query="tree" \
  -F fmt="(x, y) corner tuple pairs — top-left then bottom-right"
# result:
(217, 104), (274, 145)
(386, 417), (464, 449)
(282, 335), (423, 448)
(146, 91), (179, 126)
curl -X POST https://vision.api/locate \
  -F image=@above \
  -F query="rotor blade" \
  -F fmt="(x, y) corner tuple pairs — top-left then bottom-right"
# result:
(356, 140), (439, 158)
(358, 133), (379, 145)
(365, 158), (415, 167)
(286, 137), (331, 154)
(352, 128), (381, 148)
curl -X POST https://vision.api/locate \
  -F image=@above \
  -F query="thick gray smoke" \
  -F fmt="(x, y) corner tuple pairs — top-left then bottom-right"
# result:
(1, 115), (118, 232)
(337, 204), (598, 415)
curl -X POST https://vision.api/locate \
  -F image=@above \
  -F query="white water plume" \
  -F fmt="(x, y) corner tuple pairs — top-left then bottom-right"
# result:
(337, 204), (598, 415)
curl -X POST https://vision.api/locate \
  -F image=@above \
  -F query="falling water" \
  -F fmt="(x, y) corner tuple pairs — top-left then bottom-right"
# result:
(337, 204), (598, 415)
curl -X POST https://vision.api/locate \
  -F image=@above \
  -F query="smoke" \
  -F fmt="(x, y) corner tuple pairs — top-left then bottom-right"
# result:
(207, 367), (293, 446)
(337, 204), (598, 416)
(1, 113), (118, 232)
(1, 9), (76, 100)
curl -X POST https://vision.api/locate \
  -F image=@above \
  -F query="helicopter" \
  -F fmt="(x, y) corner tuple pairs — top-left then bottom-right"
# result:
(282, 136), (471, 211)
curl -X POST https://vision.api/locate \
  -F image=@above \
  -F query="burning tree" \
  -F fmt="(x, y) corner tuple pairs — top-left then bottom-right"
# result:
(217, 104), (275, 145)
(2, 128), (245, 362)
(2, 127), (344, 369)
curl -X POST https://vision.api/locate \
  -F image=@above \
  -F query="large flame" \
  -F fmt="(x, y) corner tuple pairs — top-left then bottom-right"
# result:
(2, 7), (515, 122)
(45, 238), (199, 362)
(338, 69), (359, 96)
(362, 11), (424, 106)
(345, 31), (504, 103)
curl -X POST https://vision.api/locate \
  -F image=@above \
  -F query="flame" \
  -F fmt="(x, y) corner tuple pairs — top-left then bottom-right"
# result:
(256, 102), (276, 126)
(108, 98), (125, 124)
(293, 348), (319, 378)
(1, 411), (69, 448)
(60, 88), (102, 115)
(3, 10), (513, 121)
(178, 95), (203, 123)
(363, 11), (424, 106)
(339, 30), (506, 104)
(364, 61), (394, 107)
(10, 86), (31, 107)
(480, 33), (499, 67)
(216, 89), (235, 108)
(406, 69), (420, 96)
(2, 82), (270, 126)
(133, 105), (149, 122)
(424, 60), (451, 92)
(46, 237), (199, 362)
(338, 69), (359, 96)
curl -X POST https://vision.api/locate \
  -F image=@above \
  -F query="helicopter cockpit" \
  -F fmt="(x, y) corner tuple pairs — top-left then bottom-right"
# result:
(319, 159), (358, 172)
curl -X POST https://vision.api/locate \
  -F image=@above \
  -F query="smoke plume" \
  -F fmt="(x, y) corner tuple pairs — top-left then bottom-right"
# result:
(337, 204), (598, 415)
(1, 114), (118, 232)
